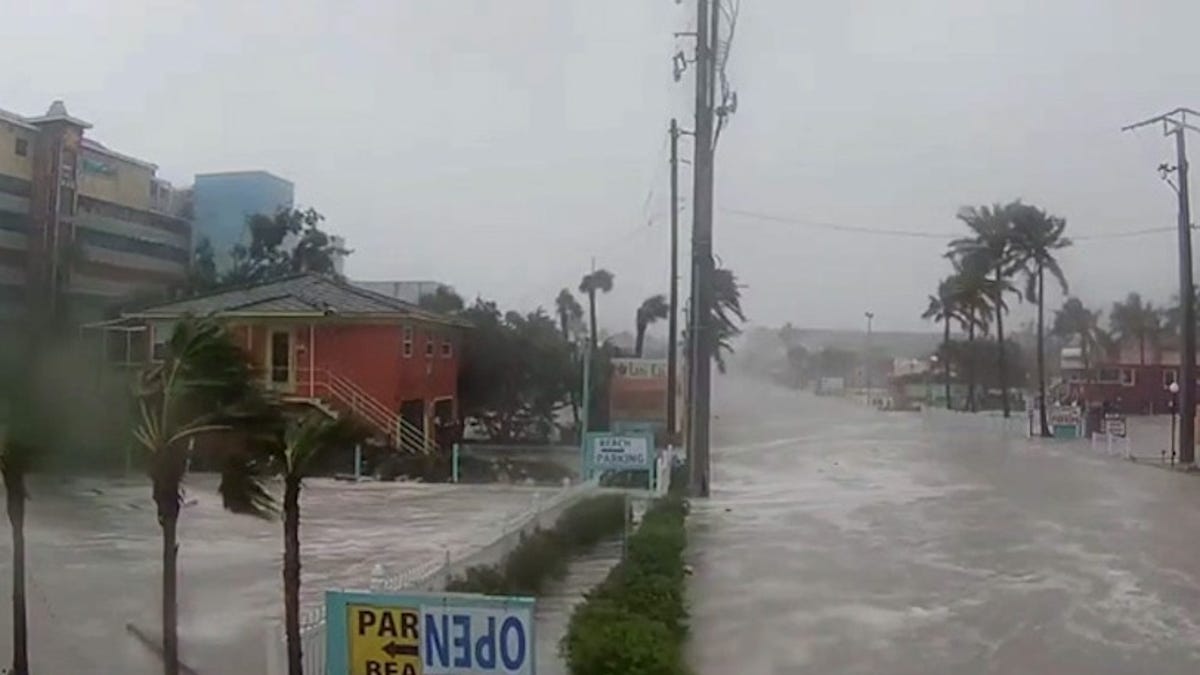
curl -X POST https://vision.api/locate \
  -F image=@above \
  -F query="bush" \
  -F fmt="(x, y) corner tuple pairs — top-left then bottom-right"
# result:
(445, 493), (628, 596)
(562, 495), (690, 675)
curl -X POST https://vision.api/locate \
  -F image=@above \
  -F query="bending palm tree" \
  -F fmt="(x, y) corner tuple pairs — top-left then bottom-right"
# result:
(1110, 292), (1165, 365)
(578, 269), (615, 349)
(133, 318), (277, 675)
(272, 412), (360, 675)
(1009, 204), (1071, 436)
(634, 294), (669, 357)
(1053, 298), (1110, 388)
(950, 202), (1019, 417)
(554, 288), (586, 427)
(682, 267), (747, 372)
(922, 278), (961, 410)
(554, 288), (584, 342)
(948, 262), (999, 412)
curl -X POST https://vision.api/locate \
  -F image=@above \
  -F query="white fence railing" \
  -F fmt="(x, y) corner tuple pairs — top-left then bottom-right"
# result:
(265, 479), (600, 675)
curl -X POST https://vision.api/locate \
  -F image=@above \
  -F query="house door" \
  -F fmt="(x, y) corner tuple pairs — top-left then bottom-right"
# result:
(267, 329), (294, 390)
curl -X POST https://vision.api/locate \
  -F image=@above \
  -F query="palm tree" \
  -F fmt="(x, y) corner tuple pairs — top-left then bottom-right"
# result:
(711, 267), (747, 373)
(950, 203), (1020, 417)
(1110, 292), (1165, 365)
(681, 267), (747, 373)
(948, 262), (999, 412)
(268, 411), (360, 675)
(1008, 204), (1071, 437)
(634, 294), (669, 356)
(922, 278), (961, 410)
(578, 269), (615, 349)
(133, 317), (277, 675)
(554, 288), (584, 342)
(1053, 298), (1110, 385)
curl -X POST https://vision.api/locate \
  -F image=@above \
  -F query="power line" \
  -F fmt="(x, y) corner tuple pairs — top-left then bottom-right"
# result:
(720, 207), (1180, 242)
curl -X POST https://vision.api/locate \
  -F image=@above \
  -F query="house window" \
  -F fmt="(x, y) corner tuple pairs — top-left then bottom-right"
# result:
(441, 339), (452, 358)
(1096, 368), (1121, 384)
(1120, 368), (1136, 387)
(1164, 369), (1179, 388)
(151, 321), (175, 361)
(402, 326), (414, 358)
(14, 138), (27, 157)
(425, 333), (435, 358)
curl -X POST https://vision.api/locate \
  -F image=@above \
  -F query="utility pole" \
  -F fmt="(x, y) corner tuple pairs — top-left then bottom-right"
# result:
(688, 0), (717, 497)
(667, 118), (682, 444)
(1123, 108), (1200, 465)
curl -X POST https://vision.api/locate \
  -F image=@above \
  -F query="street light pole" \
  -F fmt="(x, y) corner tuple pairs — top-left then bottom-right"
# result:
(1170, 381), (1180, 465)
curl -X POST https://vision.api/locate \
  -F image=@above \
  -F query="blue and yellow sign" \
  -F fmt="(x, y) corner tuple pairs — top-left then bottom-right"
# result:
(327, 590), (536, 675)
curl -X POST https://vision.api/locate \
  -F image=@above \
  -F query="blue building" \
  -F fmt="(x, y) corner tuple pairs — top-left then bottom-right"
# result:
(192, 170), (294, 271)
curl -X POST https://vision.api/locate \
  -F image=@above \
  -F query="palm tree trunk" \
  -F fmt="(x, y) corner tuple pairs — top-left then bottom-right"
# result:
(156, 480), (181, 675)
(161, 514), (179, 675)
(5, 469), (29, 675)
(1037, 261), (1051, 437)
(995, 271), (1010, 418)
(1140, 335), (1146, 366)
(588, 292), (598, 349)
(966, 312), (977, 412)
(943, 316), (952, 410)
(635, 325), (646, 357)
(283, 478), (303, 675)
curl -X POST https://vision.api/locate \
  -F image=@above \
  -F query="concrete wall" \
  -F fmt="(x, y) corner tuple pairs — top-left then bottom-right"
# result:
(0, 121), (34, 180)
(78, 148), (155, 211)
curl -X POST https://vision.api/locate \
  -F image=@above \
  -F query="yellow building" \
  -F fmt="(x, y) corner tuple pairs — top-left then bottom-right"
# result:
(0, 100), (191, 322)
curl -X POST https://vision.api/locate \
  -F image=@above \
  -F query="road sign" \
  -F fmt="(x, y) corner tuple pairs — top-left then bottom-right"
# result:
(582, 432), (656, 488)
(610, 358), (673, 427)
(327, 590), (536, 675)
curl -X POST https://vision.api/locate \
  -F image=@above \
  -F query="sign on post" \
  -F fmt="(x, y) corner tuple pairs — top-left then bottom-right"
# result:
(326, 590), (536, 675)
(583, 432), (656, 488)
(609, 358), (678, 434)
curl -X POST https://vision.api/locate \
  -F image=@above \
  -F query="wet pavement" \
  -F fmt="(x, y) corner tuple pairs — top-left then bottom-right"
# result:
(0, 477), (543, 673)
(688, 377), (1200, 674)
(534, 537), (624, 675)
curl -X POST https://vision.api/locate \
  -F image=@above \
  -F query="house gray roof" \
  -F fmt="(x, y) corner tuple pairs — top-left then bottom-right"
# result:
(124, 273), (468, 326)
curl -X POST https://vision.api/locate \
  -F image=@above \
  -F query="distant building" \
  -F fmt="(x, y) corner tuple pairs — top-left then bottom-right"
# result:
(192, 170), (293, 271)
(354, 280), (450, 305)
(1062, 340), (1182, 415)
(0, 100), (192, 322)
(330, 235), (347, 275)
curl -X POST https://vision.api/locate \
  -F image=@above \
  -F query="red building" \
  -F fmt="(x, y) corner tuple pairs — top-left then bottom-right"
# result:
(106, 273), (468, 452)
(1062, 342), (1182, 415)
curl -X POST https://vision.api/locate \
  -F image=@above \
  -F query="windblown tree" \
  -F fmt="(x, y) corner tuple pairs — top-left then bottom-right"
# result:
(458, 301), (575, 442)
(417, 286), (466, 315)
(950, 203), (1020, 417)
(634, 294), (669, 357)
(711, 267), (747, 373)
(922, 277), (963, 410)
(133, 318), (278, 675)
(1110, 292), (1166, 365)
(1053, 298), (1110, 384)
(946, 260), (999, 412)
(553, 288), (585, 427)
(554, 288), (584, 343)
(578, 269), (615, 349)
(1008, 204), (1071, 437)
(268, 412), (362, 675)
(225, 208), (349, 285)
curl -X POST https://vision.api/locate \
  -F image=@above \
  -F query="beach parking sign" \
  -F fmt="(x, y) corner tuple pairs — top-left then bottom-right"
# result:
(327, 590), (535, 675)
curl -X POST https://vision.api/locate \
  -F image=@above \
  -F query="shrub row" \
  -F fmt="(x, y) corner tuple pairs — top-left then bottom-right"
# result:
(445, 493), (627, 597)
(561, 496), (690, 675)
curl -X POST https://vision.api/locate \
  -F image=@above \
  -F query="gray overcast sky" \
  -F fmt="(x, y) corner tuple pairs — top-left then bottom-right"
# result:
(4, 0), (1199, 338)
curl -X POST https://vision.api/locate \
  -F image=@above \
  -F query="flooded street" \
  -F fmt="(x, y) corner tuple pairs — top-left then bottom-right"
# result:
(534, 537), (624, 675)
(689, 376), (1200, 674)
(0, 477), (542, 674)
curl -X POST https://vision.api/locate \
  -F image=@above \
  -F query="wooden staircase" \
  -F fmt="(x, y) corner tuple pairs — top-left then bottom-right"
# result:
(287, 369), (433, 455)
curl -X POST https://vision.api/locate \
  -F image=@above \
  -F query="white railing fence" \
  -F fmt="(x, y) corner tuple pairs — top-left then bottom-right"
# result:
(265, 479), (600, 675)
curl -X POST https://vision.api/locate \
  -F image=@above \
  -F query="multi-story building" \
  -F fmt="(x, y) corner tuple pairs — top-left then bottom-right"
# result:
(192, 170), (294, 271)
(0, 100), (192, 323)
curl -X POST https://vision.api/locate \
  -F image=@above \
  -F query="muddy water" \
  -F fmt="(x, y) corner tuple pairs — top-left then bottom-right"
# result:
(0, 477), (542, 673)
(688, 377), (1200, 674)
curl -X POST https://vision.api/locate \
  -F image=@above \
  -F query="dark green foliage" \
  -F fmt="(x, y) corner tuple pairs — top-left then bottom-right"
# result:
(458, 300), (576, 442)
(221, 207), (349, 287)
(445, 494), (627, 596)
(562, 496), (690, 675)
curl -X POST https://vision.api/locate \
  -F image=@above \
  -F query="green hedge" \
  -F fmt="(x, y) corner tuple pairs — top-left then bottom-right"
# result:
(562, 496), (690, 675)
(446, 493), (627, 597)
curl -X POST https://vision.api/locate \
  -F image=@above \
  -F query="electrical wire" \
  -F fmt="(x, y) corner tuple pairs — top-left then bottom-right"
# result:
(720, 207), (1181, 243)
